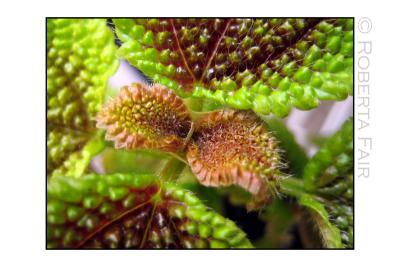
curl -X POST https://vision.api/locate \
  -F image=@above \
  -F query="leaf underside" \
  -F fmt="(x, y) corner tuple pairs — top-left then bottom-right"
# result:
(47, 173), (253, 249)
(114, 18), (353, 117)
(47, 19), (119, 178)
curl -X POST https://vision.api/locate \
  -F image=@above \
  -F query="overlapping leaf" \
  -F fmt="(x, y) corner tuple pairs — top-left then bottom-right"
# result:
(114, 18), (353, 117)
(47, 173), (253, 248)
(304, 119), (353, 191)
(298, 194), (343, 248)
(47, 19), (119, 178)
(301, 118), (353, 248)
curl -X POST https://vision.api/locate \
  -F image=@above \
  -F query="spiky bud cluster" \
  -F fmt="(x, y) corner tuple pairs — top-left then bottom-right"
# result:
(97, 83), (192, 152)
(97, 83), (283, 209)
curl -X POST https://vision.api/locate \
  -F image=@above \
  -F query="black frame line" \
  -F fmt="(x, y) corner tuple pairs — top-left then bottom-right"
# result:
(45, 17), (355, 250)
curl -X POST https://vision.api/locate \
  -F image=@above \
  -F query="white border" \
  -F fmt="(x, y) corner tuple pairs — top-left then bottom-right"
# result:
(1, 1), (398, 266)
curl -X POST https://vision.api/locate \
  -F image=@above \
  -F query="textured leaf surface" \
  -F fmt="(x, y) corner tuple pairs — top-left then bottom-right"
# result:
(316, 175), (353, 248)
(114, 18), (353, 117)
(97, 83), (192, 153)
(47, 173), (253, 248)
(47, 19), (119, 178)
(302, 118), (353, 248)
(187, 109), (282, 210)
(304, 118), (353, 191)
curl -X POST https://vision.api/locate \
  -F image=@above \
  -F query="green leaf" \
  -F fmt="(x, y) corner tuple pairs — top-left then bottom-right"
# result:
(100, 148), (169, 174)
(304, 118), (353, 191)
(180, 181), (225, 215)
(302, 118), (353, 248)
(299, 194), (343, 248)
(316, 174), (353, 248)
(114, 18), (353, 117)
(47, 173), (253, 248)
(47, 19), (119, 178)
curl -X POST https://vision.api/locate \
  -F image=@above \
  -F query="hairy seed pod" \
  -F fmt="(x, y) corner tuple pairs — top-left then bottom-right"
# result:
(187, 109), (282, 209)
(96, 83), (192, 152)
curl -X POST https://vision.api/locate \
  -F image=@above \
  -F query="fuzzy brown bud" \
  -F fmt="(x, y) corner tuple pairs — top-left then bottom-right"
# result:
(187, 110), (282, 209)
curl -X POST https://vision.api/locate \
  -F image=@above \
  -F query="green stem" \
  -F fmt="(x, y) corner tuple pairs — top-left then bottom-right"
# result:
(183, 97), (203, 112)
(189, 110), (211, 121)
(158, 156), (186, 182)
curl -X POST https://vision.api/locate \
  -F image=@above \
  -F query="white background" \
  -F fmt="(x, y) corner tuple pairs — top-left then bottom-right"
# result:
(0, 1), (397, 266)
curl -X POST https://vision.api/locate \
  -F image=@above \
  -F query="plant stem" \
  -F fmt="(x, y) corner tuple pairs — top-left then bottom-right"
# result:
(183, 97), (203, 112)
(158, 156), (187, 182)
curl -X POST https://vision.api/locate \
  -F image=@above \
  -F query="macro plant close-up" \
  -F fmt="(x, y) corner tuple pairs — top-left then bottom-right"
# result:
(46, 18), (354, 249)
